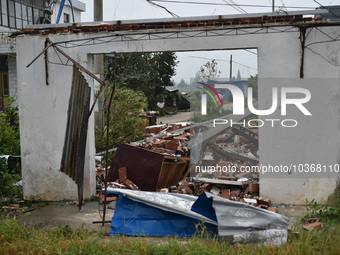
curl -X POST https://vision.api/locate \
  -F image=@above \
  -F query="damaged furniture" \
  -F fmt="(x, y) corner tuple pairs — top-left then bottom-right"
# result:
(107, 144), (190, 191)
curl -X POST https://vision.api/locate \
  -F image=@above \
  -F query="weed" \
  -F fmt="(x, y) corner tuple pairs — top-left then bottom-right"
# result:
(303, 198), (340, 225)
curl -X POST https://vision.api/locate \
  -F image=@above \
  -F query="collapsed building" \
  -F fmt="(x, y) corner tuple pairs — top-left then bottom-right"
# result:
(14, 8), (340, 207)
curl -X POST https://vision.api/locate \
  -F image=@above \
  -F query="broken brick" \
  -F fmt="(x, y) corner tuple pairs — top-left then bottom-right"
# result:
(249, 183), (259, 193)
(165, 140), (180, 151)
(268, 207), (277, 213)
(221, 189), (230, 199)
(184, 185), (193, 194)
(123, 179), (139, 190)
(304, 218), (320, 224)
(303, 222), (324, 231)
(119, 167), (127, 183)
(153, 140), (166, 147)
(254, 196), (272, 207)
(230, 189), (241, 197)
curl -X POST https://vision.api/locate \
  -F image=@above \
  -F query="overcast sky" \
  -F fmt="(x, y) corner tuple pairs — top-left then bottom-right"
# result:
(77, 0), (334, 83)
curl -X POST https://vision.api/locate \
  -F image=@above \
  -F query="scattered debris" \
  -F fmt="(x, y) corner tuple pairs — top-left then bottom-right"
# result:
(1, 204), (20, 213)
(304, 217), (321, 224)
(95, 121), (277, 213)
(303, 222), (324, 231)
(303, 218), (323, 230)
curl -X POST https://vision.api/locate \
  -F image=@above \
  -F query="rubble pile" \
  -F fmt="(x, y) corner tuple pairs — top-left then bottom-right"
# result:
(138, 122), (191, 157)
(96, 121), (278, 212)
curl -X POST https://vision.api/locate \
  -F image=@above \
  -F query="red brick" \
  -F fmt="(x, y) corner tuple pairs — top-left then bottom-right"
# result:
(145, 124), (166, 134)
(165, 140), (180, 151)
(123, 179), (139, 190)
(174, 135), (189, 141)
(185, 185), (193, 194)
(249, 183), (259, 193)
(303, 222), (323, 231)
(221, 189), (230, 199)
(230, 189), (241, 197)
(163, 135), (174, 140)
(254, 196), (271, 207)
(171, 124), (184, 131)
(268, 207), (277, 213)
(119, 167), (127, 183)
(153, 140), (166, 147)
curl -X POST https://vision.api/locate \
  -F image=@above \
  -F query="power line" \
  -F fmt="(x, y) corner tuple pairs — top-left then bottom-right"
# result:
(228, 0), (247, 13)
(243, 49), (257, 55)
(222, 0), (247, 14)
(179, 54), (257, 70)
(152, 0), (317, 9)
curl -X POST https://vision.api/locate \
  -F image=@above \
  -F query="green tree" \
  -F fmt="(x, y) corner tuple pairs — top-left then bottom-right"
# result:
(237, 69), (242, 80)
(198, 59), (221, 82)
(0, 97), (20, 155)
(177, 79), (189, 88)
(95, 86), (148, 153)
(0, 97), (21, 198)
(106, 52), (178, 110)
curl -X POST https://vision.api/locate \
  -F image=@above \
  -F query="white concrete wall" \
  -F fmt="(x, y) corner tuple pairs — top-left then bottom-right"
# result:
(17, 35), (95, 200)
(16, 25), (340, 202)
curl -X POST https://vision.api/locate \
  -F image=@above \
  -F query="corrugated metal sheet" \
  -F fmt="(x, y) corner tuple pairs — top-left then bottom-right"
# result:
(107, 188), (289, 245)
(60, 65), (91, 209)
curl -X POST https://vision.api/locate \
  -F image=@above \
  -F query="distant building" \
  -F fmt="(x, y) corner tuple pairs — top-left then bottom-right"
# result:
(0, 0), (85, 112)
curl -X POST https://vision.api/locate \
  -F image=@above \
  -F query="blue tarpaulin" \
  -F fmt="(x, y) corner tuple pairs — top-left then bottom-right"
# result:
(107, 188), (289, 244)
(110, 194), (218, 237)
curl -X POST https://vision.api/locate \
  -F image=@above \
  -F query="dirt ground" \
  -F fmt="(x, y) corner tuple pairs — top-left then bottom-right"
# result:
(20, 201), (113, 234)
(18, 200), (307, 235)
(157, 111), (191, 124)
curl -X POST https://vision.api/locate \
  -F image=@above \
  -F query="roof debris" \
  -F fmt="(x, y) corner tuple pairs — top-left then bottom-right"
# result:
(96, 119), (279, 216)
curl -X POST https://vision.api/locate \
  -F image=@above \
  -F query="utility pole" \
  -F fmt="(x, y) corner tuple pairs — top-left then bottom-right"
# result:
(93, 0), (108, 227)
(93, 0), (104, 130)
(94, 0), (104, 77)
(229, 55), (232, 84)
(272, 0), (275, 13)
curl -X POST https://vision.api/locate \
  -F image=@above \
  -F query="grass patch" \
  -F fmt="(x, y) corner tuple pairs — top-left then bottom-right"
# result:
(1, 215), (340, 254)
